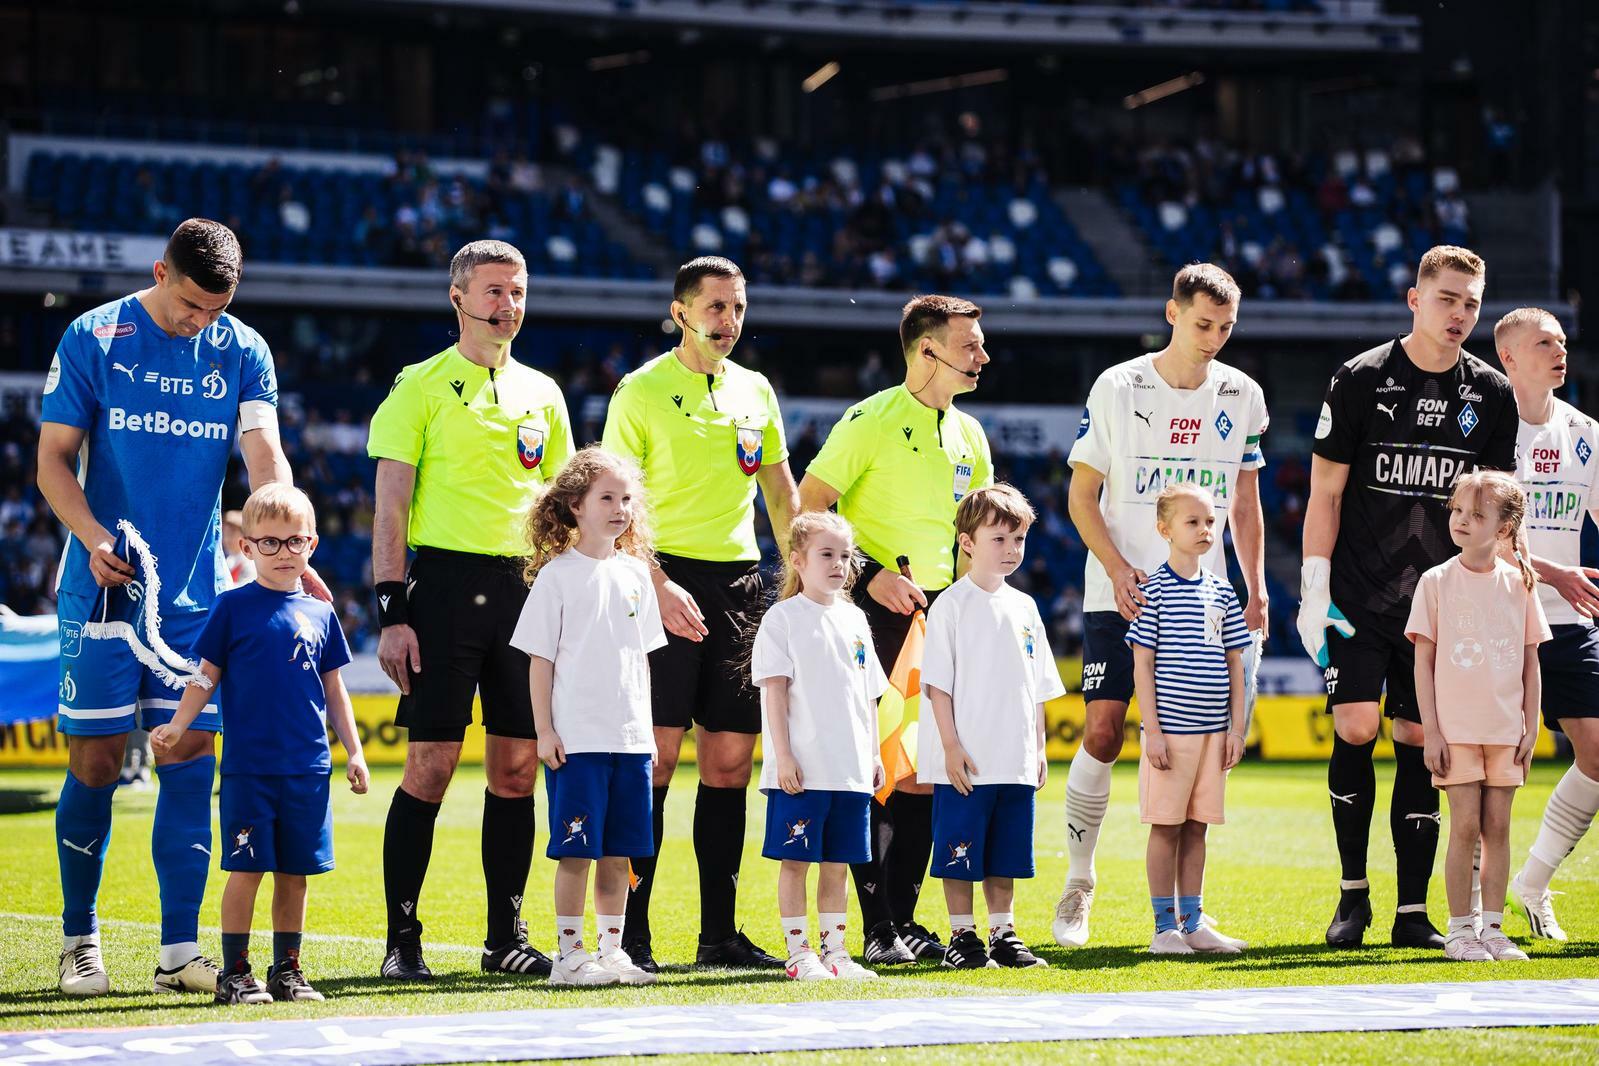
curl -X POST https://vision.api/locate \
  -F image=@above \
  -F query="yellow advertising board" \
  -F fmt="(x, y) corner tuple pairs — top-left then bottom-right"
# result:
(0, 671), (1558, 768)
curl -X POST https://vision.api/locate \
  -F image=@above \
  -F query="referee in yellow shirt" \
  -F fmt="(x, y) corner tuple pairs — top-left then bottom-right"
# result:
(367, 240), (574, 981)
(603, 256), (798, 971)
(799, 294), (994, 965)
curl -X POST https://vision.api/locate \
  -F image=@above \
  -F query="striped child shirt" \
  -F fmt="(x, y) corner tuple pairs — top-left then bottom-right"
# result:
(1125, 562), (1251, 733)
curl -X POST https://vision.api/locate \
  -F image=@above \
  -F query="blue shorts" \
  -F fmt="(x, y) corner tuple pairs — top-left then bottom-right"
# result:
(1540, 625), (1599, 732)
(55, 588), (220, 736)
(545, 752), (654, 859)
(931, 783), (1036, 882)
(762, 789), (871, 864)
(1082, 611), (1133, 704)
(220, 773), (334, 875)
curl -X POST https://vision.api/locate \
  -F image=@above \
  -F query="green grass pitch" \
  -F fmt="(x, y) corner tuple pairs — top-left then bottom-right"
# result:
(2, 761), (1597, 1063)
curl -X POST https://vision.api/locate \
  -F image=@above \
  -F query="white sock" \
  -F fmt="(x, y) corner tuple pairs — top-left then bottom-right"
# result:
(1065, 747), (1113, 887)
(1446, 915), (1474, 937)
(1340, 878), (1370, 891)
(1524, 766), (1599, 891)
(987, 911), (1015, 939)
(1395, 903), (1428, 915)
(781, 916), (812, 959)
(556, 915), (585, 958)
(596, 914), (624, 958)
(817, 912), (847, 960)
(1481, 910), (1505, 936)
(63, 932), (99, 951)
(159, 941), (199, 971)
(950, 913), (976, 938)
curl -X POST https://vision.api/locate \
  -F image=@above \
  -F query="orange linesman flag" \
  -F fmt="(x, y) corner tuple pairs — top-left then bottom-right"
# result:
(875, 609), (926, 804)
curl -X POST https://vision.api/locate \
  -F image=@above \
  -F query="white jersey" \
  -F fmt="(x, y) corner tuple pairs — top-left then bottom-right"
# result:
(509, 549), (668, 754)
(1069, 354), (1268, 614)
(751, 595), (889, 794)
(1515, 398), (1599, 627)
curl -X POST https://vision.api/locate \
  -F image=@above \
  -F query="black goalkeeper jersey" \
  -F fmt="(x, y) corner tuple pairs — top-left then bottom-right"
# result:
(1312, 338), (1516, 620)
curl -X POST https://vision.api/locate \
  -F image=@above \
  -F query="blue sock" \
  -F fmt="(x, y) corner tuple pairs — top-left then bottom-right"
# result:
(222, 932), (251, 975)
(57, 771), (116, 937)
(273, 931), (303, 974)
(1152, 895), (1178, 934)
(1179, 895), (1203, 934)
(152, 754), (215, 945)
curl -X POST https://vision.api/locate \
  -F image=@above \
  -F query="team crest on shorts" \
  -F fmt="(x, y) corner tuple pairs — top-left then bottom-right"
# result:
(945, 841), (972, 869)
(736, 427), (764, 475)
(783, 819), (811, 847)
(517, 424), (546, 469)
(562, 813), (590, 846)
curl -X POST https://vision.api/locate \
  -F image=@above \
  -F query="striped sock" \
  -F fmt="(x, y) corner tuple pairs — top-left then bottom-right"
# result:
(1065, 747), (1112, 886)
(1523, 766), (1599, 893)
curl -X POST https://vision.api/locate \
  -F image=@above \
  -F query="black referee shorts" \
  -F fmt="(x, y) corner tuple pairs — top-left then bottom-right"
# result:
(650, 553), (764, 735)
(395, 546), (536, 743)
(857, 585), (944, 677)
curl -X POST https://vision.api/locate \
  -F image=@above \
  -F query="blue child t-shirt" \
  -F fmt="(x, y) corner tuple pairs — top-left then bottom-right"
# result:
(193, 582), (352, 774)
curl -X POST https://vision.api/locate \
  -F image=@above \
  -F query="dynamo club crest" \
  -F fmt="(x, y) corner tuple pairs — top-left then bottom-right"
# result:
(517, 424), (545, 469)
(736, 426), (764, 476)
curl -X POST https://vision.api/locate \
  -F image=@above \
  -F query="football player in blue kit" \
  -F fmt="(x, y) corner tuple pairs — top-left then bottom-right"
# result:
(38, 218), (323, 997)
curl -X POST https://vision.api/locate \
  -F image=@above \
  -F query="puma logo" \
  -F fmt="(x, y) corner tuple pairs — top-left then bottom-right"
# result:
(112, 362), (138, 383)
(190, 843), (210, 855)
(1134, 410), (1152, 427)
(1068, 822), (1085, 842)
(1377, 402), (1397, 420)
(61, 837), (99, 856)
(1405, 811), (1442, 828)
(1329, 790), (1357, 806)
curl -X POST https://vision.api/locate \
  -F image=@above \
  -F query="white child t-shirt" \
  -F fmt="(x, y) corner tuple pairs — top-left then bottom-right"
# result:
(509, 548), (668, 754)
(751, 594), (889, 793)
(917, 576), (1067, 786)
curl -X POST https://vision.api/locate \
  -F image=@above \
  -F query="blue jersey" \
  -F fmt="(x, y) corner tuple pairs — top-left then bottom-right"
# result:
(193, 582), (352, 775)
(40, 294), (278, 614)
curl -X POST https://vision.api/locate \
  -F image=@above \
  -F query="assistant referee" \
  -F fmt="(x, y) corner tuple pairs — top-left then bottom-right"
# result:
(367, 240), (574, 981)
(603, 255), (799, 971)
(799, 294), (994, 965)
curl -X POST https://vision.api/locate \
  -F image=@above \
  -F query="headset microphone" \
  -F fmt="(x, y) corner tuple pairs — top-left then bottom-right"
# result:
(677, 311), (725, 342)
(453, 296), (505, 327)
(926, 349), (978, 379)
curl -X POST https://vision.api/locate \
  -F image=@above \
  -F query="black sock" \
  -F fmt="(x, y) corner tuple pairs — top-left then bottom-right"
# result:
(272, 931), (302, 975)
(384, 786), (441, 946)
(885, 791), (934, 925)
(483, 789), (536, 947)
(1391, 741), (1440, 909)
(221, 932), (250, 975)
(1328, 734), (1377, 883)
(849, 798), (895, 930)
(693, 783), (746, 944)
(625, 785), (670, 945)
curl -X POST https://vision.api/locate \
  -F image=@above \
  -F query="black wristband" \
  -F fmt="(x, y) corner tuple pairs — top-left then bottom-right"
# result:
(375, 581), (409, 628)
(856, 556), (885, 590)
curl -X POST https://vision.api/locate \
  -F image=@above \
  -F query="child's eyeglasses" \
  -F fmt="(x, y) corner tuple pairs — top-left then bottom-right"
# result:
(244, 535), (312, 556)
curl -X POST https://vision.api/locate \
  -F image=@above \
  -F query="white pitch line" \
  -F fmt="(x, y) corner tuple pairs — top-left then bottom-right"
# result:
(0, 912), (483, 956)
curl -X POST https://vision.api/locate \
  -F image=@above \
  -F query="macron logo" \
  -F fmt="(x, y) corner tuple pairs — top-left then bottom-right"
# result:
(108, 408), (230, 440)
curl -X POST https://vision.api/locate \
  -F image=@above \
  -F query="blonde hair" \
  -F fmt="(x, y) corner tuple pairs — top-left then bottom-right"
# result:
(241, 483), (315, 533)
(1154, 482), (1214, 529)
(1448, 470), (1536, 591)
(955, 483), (1035, 545)
(1417, 244), (1485, 285)
(521, 447), (654, 582)
(1493, 306), (1558, 350)
(779, 511), (859, 601)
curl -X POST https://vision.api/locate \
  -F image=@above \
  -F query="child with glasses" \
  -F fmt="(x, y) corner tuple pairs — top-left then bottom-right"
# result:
(152, 484), (367, 1004)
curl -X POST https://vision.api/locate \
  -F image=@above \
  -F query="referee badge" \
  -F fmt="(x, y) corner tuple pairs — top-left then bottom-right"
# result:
(736, 426), (764, 475)
(517, 424), (546, 469)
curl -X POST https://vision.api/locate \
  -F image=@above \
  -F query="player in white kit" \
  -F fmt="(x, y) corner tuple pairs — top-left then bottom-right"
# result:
(1497, 307), (1599, 941)
(1053, 264), (1269, 949)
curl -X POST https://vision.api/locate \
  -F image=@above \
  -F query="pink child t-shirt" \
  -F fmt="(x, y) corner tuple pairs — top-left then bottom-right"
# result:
(1404, 556), (1552, 745)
